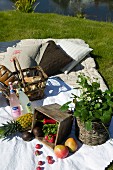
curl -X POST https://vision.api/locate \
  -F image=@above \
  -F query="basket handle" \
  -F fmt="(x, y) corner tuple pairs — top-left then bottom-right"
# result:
(36, 65), (48, 80)
(13, 57), (26, 87)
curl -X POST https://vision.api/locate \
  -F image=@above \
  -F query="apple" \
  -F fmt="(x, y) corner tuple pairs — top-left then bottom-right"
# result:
(65, 137), (78, 152)
(54, 145), (69, 159)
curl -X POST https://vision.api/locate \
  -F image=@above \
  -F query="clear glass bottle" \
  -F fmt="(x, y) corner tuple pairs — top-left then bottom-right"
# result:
(18, 88), (33, 114)
(9, 82), (21, 119)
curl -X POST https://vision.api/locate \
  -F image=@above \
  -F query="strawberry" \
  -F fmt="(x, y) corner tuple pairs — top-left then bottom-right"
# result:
(38, 161), (43, 166)
(46, 156), (52, 160)
(47, 134), (55, 143)
(48, 159), (54, 164)
(44, 135), (48, 140)
(35, 144), (41, 149)
(35, 150), (40, 156)
(36, 167), (41, 170)
(45, 134), (56, 143)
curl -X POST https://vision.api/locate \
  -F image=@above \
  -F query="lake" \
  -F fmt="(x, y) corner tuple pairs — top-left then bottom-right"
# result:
(0, 0), (113, 22)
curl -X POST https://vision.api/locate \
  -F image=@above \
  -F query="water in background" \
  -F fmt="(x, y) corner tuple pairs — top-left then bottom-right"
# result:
(0, 0), (113, 21)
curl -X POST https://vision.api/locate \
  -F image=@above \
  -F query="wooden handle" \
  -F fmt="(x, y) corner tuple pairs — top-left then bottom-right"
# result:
(13, 57), (26, 87)
(36, 65), (48, 80)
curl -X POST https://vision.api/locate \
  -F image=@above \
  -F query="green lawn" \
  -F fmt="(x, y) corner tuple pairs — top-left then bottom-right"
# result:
(0, 10), (113, 89)
(0, 10), (113, 169)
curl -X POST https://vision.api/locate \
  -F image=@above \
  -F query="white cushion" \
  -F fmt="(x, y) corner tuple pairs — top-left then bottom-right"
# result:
(35, 42), (49, 64)
(1, 44), (40, 72)
(7, 44), (40, 60)
(16, 39), (42, 47)
(57, 40), (93, 74)
(0, 52), (6, 62)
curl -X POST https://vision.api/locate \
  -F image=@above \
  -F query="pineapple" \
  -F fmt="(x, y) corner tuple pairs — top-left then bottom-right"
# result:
(0, 113), (33, 138)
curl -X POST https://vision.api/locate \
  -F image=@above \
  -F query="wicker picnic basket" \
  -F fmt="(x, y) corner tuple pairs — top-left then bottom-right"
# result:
(75, 118), (109, 146)
(11, 57), (48, 101)
(0, 65), (18, 98)
(0, 65), (17, 86)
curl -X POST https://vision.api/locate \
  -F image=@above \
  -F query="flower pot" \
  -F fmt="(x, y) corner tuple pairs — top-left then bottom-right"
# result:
(75, 118), (109, 146)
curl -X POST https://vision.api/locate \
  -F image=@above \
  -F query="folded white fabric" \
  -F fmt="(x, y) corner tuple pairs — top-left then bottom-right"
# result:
(16, 39), (42, 47)
(0, 52), (6, 62)
(0, 44), (40, 72)
(0, 77), (113, 170)
(7, 44), (40, 60)
(57, 40), (93, 74)
(57, 55), (107, 91)
(36, 42), (49, 64)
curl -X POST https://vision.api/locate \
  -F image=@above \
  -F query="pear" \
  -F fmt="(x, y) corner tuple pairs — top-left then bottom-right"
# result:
(65, 137), (78, 152)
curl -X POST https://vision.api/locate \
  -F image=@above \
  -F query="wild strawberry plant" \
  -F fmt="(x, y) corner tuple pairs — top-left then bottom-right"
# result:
(61, 73), (113, 131)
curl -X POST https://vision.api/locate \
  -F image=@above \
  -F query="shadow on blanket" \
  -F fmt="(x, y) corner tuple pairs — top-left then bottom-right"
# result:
(0, 93), (9, 107)
(0, 83), (9, 107)
(31, 76), (73, 109)
(44, 77), (72, 97)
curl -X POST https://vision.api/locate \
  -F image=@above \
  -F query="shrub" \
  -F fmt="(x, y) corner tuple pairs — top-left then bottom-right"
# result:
(15, 0), (38, 13)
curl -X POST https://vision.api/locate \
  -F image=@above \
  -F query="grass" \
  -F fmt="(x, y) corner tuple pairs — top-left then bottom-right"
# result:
(0, 10), (113, 169)
(0, 10), (113, 89)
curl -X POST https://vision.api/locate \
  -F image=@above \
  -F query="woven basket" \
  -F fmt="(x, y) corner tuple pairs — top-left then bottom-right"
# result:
(12, 58), (48, 101)
(0, 65), (17, 86)
(75, 118), (109, 146)
(0, 65), (18, 98)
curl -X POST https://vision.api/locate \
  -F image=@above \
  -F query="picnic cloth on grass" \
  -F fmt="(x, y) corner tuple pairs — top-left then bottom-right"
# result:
(0, 39), (113, 170)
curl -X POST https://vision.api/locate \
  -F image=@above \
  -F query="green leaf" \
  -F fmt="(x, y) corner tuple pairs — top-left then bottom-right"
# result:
(89, 111), (93, 117)
(102, 103), (108, 110)
(81, 109), (88, 120)
(94, 111), (101, 119)
(74, 110), (81, 117)
(107, 101), (113, 107)
(94, 103), (101, 109)
(92, 82), (100, 89)
(60, 101), (71, 111)
(85, 121), (92, 131)
(100, 114), (111, 124)
(76, 101), (85, 108)
(0, 128), (5, 138)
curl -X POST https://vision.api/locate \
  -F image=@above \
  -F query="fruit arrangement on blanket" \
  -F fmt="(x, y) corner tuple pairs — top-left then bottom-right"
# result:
(0, 112), (78, 159)
(31, 115), (78, 159)
(0, 113), (58, 143)
(34, 137), (78, 162)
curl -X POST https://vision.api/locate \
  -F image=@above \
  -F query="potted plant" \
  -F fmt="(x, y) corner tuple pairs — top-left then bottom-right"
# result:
(61, 73), (113, 145)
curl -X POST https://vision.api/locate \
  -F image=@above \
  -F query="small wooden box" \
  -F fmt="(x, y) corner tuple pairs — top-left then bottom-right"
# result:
(32, 103), (73, 149)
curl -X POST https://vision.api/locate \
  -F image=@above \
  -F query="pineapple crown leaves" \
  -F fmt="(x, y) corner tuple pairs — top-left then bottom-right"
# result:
(61, 73), (113, 131)
(0, 113), (33, 139)
(0, 128), (5, 139)
(0, 120), (22, 139)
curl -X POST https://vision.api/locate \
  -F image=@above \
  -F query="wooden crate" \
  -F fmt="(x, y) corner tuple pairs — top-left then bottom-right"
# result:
(31, 103), (73, 149)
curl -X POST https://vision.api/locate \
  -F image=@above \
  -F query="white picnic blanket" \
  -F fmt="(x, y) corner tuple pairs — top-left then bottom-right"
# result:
(0, 76), (113, 170)
(0, 38), (113, 170)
